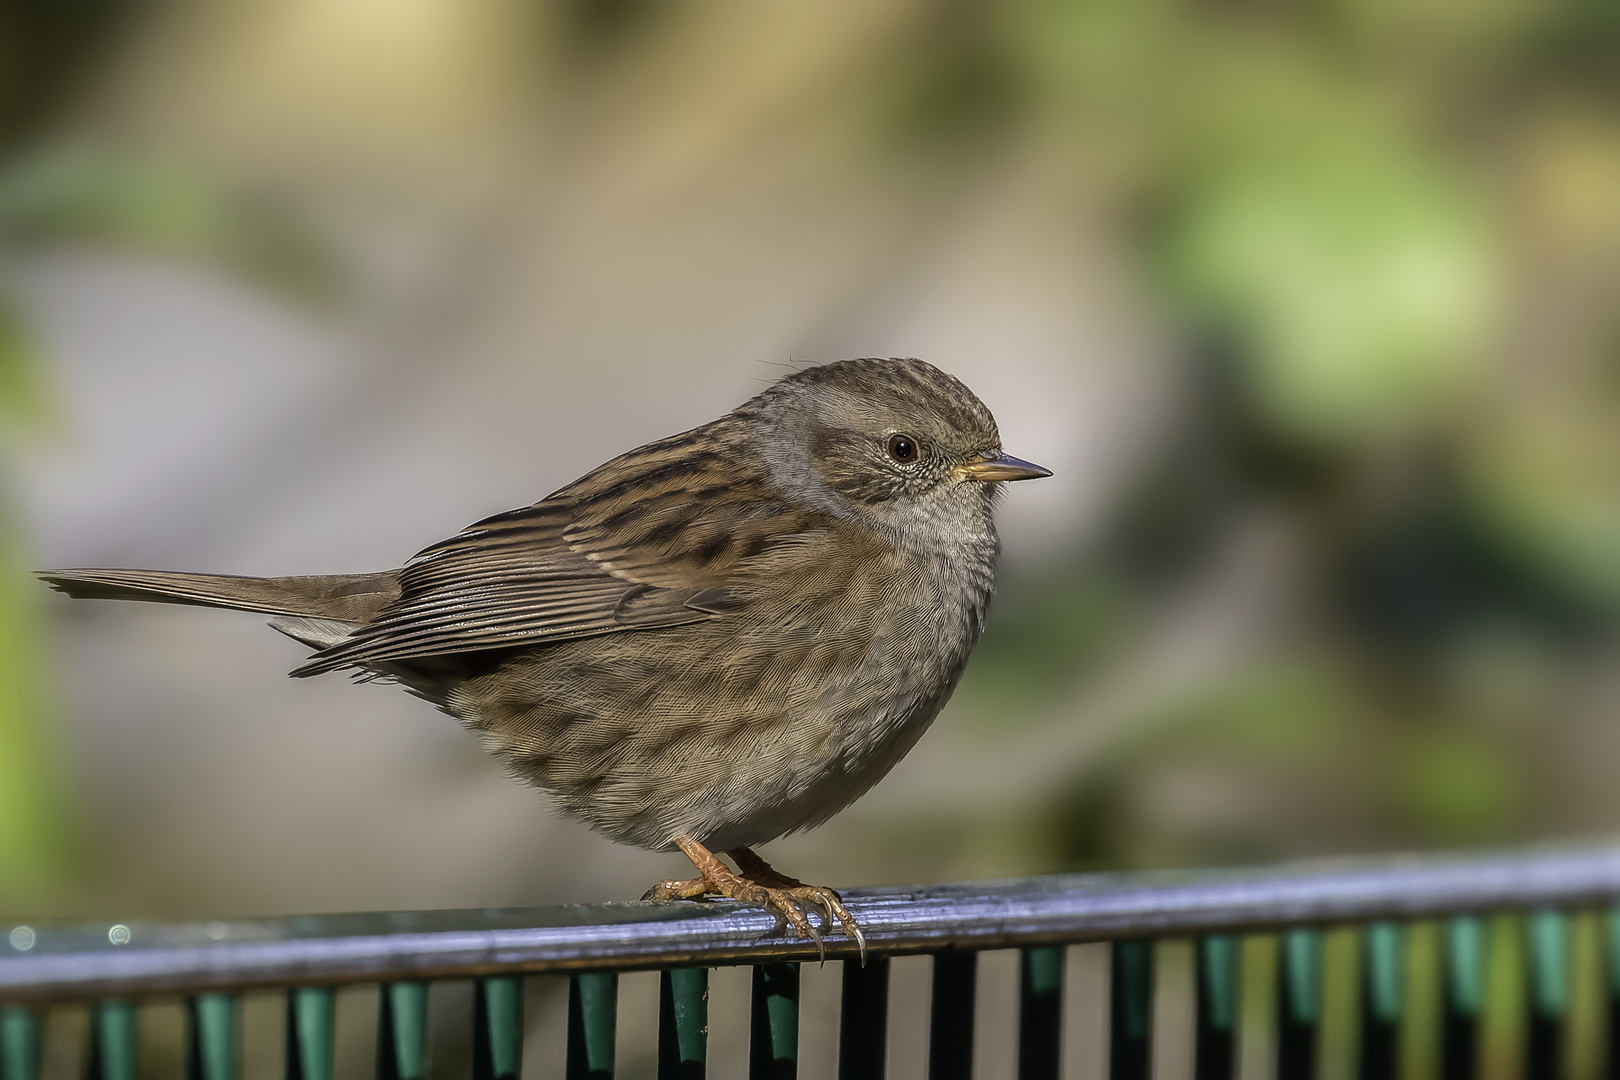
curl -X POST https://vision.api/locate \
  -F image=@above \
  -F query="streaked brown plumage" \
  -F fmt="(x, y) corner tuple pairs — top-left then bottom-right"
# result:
(41, 357), (1049, 945)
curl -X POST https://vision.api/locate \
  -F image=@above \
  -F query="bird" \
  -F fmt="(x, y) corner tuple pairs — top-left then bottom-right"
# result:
(40, 357), (1049, 949)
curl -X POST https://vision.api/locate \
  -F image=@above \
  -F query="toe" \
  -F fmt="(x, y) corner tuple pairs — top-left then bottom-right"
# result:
(645, 877), (713, 902)
(772, 894), (817, 940)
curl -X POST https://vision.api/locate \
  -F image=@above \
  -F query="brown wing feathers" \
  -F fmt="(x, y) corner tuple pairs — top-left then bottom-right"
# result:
(289, 422), (800, 674)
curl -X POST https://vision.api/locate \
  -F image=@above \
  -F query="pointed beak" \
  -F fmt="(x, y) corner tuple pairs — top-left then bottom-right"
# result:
(959, 450), (1053, 482)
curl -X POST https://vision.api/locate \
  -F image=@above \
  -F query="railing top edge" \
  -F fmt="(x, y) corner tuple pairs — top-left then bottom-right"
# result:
(5, 839), (1620, 1001)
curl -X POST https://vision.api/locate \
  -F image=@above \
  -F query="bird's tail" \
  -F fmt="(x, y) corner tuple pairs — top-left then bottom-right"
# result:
(38, 568), (402, 624)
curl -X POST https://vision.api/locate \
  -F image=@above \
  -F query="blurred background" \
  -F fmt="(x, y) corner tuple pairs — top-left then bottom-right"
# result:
(2, 0), (1620, 1076)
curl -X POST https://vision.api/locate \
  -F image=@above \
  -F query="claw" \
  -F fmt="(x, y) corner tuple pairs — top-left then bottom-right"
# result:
(795, 906), (826, 962)
(848, 917), (869, 967)
(807, 888), (866, 966)
(649, 837), (867, 961)
(805, 889), (837, 927)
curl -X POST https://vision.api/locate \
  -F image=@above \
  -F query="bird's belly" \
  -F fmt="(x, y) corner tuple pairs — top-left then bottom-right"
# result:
(449, 564), (990, 852)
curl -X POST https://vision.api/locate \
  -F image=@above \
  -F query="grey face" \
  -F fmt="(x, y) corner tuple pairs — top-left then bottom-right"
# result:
(751, 359), (1041, 537)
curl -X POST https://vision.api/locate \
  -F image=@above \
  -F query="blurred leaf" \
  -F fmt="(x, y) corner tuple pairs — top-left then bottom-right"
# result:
(0, 297), (51, 435)
(0, 147), (339, 303)
(1391, 732), (1522, 843)
(1158, 118), (1497, 443)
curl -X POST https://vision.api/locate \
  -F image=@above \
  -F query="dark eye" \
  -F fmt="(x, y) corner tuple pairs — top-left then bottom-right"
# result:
(886, 433), (920, 463)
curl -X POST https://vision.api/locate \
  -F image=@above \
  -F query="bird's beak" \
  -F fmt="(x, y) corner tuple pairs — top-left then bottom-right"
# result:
(959, 451), (1052, 482)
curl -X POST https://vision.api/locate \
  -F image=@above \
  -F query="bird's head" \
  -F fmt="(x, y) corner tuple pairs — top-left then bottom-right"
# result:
(748, 358), (1049, 547)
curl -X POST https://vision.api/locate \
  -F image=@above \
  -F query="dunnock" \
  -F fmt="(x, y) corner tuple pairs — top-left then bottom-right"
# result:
(42, 358), (1048, 947)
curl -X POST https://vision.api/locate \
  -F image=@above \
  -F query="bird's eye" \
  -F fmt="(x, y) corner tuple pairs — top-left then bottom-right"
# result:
(886, 433), (920, 463)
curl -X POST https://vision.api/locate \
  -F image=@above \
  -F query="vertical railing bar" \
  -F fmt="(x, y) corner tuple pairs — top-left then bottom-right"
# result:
(1526, 909), (1567, 1080)
(1606, 908), (1620, 1080)
(1358, 922), (1403, 1080)
(0, 1005), (42, 1080)
(659, 968), (708, 1080)
(1277, 929), (1322, 1080)
(928, 951), (976, 1080)
(839, 956), (891, 1080)
(376, 982), (429, 1080)
(1019, 947), (1064, 1080)
(475, 977), (526, 1080)
(187, 992), (240, 1080)
(89, 1000), (139, 1080)
(1109, 939), (1153, 1080)
(284, 987), (335, 1080)
(565, 974), (613, 1080)
(1195, 936), (1237, 1080)
(750, 963), (799, 1080)
(1441, 917), (1484, 1080)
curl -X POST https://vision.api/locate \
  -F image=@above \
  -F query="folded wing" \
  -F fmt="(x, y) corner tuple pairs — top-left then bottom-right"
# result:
(293, 425), (819, 676)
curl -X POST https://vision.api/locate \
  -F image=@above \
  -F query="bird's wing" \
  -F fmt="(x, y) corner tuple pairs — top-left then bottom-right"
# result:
(291, 434), (816, 675)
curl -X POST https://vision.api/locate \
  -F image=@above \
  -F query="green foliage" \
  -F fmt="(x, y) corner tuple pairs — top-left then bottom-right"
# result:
(1160, 131), (1495, 442)
(0, 147), (338, 303)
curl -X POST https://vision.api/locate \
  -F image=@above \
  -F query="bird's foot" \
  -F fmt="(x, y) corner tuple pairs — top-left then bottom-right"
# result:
(729, 845), (866, 960)
(643, 837), (866, 961)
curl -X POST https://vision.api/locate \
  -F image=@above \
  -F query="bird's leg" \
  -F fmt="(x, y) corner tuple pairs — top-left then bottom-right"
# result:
(729, 845), (866, 959)
(644, 837), (865, 956)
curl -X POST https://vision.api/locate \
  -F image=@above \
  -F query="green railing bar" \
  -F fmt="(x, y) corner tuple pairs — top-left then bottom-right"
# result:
(0, 1005), (41, 1080)
(1109, 939), (1153, 1080)
(477, 976), (525, 1080)
(1194, 936), (1237, 1080)
(187, 992), (239, 1080)
(1607, 909), (1620, 1080)
(1277, 929), (1321, 1080)
(284, 987), (334, 1080)
(90, 999), (138, 1080)
(1364, 922), (1405, 1024)
(928, 951), (976, 1080)
(1441, 917), (1484, 1080)
(1284, 929), (1323, 1025)
(1610, 908), (1620, 998)
(659, 968), (707, 1080)
(1019, 946), (1063, 1080)
(565, 973), (612, 1080)
(376, 981), (428, 1080)
(750, 963), (798, 1080)
(1446, 917), (1485, 1018)
(838, 956), (890, 1080)
(1358, 922), (1403, 1080)
(1524, 910), (1565, 1079)
(1527, 909), (1568, 1018)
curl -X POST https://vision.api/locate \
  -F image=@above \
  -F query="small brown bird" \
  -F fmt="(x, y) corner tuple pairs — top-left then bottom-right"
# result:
(41, 358), (1048, 946)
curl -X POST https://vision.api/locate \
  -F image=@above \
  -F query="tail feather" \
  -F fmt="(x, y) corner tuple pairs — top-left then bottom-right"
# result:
(38, 568), (402, 624)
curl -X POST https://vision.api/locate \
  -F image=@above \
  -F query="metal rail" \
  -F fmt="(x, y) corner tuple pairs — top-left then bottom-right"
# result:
(7, 840), (1620, 1002)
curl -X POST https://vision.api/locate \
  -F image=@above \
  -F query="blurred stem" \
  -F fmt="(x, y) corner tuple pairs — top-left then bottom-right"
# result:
(0, 304), (69, 904)
(0, 521), (70, 902)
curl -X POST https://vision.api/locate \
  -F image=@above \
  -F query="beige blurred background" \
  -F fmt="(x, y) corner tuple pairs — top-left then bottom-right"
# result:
(2, 0), (1620, 1076)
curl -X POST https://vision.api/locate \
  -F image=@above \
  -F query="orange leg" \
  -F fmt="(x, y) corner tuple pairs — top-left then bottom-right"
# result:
(645, 837), (866, 958)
